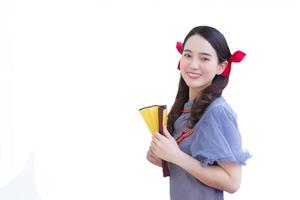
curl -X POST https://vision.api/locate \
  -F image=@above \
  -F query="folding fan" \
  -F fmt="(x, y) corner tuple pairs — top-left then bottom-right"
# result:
(139, 105), (170, 177)
(139, 105), (167, 134)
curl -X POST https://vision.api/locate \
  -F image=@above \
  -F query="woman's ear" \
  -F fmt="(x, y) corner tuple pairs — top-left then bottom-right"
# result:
(216, 61), (228, 75)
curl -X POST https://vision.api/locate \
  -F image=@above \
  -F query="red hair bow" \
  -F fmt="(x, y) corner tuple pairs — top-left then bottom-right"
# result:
(220, 50), (246, 77)
(176, 41), (246, 77)
(176, 41), (183, 70)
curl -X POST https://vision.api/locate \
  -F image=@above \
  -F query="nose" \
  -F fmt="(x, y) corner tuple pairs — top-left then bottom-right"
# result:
(188, 58), (200, 69)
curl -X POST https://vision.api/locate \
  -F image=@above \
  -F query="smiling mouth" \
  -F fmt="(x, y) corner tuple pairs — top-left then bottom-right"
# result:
(187, 72), (202, 79)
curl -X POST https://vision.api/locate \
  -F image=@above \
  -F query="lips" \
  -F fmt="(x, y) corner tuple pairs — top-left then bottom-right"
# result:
(187, 72), (202, 79)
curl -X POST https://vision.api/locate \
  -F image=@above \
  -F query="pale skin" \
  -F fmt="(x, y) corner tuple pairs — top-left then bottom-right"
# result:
(146, 34), (242, 194)
(147, 127), (241, 194)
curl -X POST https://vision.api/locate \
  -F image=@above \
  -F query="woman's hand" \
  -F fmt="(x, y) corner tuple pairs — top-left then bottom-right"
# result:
(150, 126), (182, 164)
(146, 148), (162, 167)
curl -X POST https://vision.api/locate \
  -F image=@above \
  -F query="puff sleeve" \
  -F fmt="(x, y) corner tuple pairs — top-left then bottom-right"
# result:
(190, 106), (251, 167)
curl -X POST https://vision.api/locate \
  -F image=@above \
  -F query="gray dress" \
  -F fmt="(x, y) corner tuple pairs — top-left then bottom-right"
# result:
(169, 96), (251, 200)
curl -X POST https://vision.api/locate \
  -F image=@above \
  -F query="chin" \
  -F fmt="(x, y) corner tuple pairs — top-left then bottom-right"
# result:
(187, 84), (202, 90)
(187, 80), (212, 91)
(186, 80), (203, 88)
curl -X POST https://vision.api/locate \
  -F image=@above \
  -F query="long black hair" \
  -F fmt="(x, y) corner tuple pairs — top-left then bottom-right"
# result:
(167, 26), (232, 134)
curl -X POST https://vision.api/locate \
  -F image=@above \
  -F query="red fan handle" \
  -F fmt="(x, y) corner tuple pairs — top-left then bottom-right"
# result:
(158, 105), (170, 177)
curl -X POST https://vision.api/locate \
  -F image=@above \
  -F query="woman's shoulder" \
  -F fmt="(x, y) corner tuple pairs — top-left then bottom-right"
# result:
(205, 96), (236, 116)
(198, 96), (237, 126)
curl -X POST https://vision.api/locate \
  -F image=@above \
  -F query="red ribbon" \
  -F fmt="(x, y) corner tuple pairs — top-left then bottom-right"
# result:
(176, 41), (183, 70)
(176, 41), (246, 77)
(220, 50), (246, 77)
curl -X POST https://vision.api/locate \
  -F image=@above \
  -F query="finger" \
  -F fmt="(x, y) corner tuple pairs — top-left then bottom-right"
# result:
(152, 134), (159, 142)
(148, 152), (158, 160)
(148, 156), (160, 165)
(151, 138), (158, 146)
(150, 145), (159, 155)
(149, 143), (156, 152)
(151, 156), (161, 164)
(163, 126), (172, 138)
(151, 151), (162, 160)
(147, 154), (156, 163)
(153, 132), (161, 140)
(154, 132), (166, 141)
(152, 134), (160, 144)
(148, 147), (154, 154)
(149, 148), (158, 158)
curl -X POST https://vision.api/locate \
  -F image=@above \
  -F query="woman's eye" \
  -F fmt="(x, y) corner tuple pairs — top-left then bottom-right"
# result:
(201, 57), (209, 61)
(184, 54), (191, 58)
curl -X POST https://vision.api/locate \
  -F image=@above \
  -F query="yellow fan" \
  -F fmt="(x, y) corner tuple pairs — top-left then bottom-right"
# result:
(139, 105), (167, 134)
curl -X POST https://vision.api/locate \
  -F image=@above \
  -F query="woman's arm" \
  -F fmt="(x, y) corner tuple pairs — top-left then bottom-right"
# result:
(150, 127), (241, 193)
(175, 151), (241, 193)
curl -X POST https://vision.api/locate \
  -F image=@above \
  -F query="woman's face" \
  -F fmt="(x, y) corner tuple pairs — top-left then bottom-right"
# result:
(180, 34), (226, 91)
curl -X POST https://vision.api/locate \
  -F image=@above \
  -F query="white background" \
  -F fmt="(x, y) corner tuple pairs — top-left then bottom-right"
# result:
(1, 0), (300, 199)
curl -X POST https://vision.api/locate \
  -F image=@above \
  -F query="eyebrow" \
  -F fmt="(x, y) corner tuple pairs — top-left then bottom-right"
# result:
(183, 49), (212, 57)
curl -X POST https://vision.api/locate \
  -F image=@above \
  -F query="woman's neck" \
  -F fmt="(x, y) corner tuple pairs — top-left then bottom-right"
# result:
(189, 81), (213, 102)
(189, 88), (202, 102)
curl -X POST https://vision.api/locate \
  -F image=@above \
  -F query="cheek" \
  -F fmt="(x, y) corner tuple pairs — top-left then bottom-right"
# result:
(179, 58), (189, 69)
(201, 62), (219, 75)
(202, 66), (216, 74)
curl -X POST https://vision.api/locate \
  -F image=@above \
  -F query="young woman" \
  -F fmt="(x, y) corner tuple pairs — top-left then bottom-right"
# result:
(146, 26), (251, 200)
